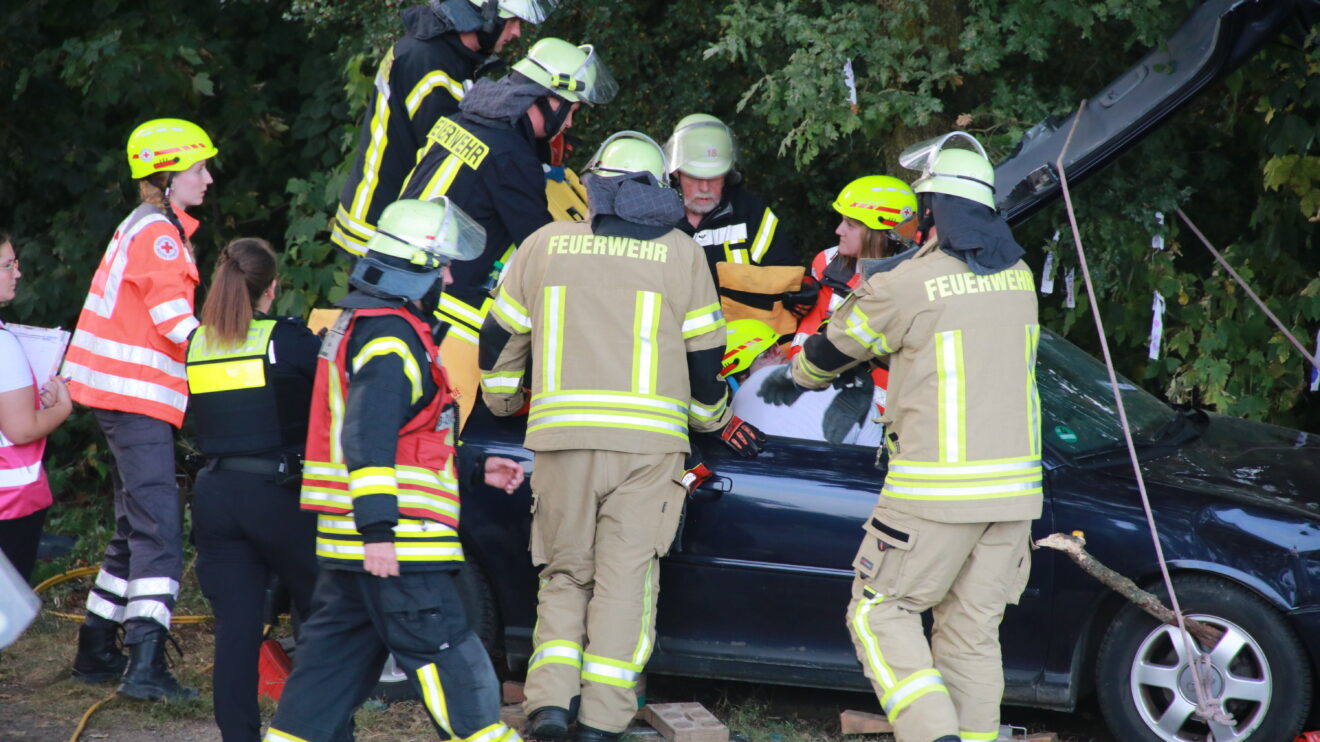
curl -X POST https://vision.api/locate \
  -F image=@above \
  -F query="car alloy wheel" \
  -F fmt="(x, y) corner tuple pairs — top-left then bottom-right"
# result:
(1128, 615), (1269, 742)
(1096, 576), (1311, 742)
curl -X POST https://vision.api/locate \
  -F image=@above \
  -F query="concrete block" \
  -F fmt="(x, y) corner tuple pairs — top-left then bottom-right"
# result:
(640, 702), (729, 742)
(502, 680), (526, 705)
(839, 709), (893, 735)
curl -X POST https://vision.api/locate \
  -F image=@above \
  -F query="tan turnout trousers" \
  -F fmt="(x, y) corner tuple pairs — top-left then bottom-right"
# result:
(522, 450), (686, 733)
(847, 505), (1032, 742)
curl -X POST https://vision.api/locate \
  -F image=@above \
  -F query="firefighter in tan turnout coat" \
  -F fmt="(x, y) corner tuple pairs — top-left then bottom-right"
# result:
(479, 132), (766, 742)
(760, 133), (1040, 742)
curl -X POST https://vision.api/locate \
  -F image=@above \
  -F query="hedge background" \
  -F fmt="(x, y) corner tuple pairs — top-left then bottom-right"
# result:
(2, 0), (1317, 499)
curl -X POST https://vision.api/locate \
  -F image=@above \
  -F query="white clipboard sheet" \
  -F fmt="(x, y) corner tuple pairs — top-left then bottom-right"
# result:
(5, 324), (71, 380)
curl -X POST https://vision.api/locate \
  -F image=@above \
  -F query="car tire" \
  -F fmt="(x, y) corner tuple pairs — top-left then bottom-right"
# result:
(1095, 575), (1312, 742)
(368, 562), (504, 702)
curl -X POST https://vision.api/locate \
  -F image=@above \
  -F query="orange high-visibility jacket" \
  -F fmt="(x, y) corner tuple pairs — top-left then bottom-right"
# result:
(64, 203), (200, 427)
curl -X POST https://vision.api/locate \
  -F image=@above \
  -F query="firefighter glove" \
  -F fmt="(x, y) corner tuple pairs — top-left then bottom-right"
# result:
(782, 274), (820, 319)
(757, 365), (807, 407)
(719, 415), (767, 457)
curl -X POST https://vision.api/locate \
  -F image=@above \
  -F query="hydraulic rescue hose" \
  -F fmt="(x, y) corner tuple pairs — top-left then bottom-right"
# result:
(1054, 101), (1235, 740)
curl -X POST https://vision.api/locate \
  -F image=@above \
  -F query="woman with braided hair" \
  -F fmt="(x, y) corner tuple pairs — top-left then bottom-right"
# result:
(65, 118), (217, 700)
(186, 237), (321, 742)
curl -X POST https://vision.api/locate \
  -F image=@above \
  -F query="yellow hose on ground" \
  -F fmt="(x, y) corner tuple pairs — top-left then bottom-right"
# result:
(33, 564), (212, 623)
(68, 691), (117, 742)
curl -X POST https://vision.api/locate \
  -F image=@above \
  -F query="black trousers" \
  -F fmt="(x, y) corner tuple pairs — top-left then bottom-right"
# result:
(267, 568), (504, 742)
(0, 507), (47, 583)
(193, 465), (318, 742)
(86, 409), (182, 643)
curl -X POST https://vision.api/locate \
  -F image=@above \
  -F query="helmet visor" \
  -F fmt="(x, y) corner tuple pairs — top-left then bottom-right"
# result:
(428, 196), (486, 262)
(527, 43), (618, 104)
(898, 132), (989, 174)
(663, 120), (737, 177)
(498, 0), (558, 23)
(584, 130), (669, 181)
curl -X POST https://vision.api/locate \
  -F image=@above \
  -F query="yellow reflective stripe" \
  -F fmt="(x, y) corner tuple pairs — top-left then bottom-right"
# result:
(749, 208), (778, 263)
(689, 393), (728, 423)
(417, 662), (455, 737)
(421, 153), (464, 200)
(349, 466), (397, 498)
(1025, 323), (1041, 456)
(888, 455), (1039, 471)
(527, 410), (688, 439)
(481, 371), (522, 395)
(843, 304), (892, 355)
(883, 669), (949, 719)
(188, 320), (275, 361)
(187, 357), (265, 394)
(334, 203), (375, 242)
(492, 285), (531, 333)
(529, 640), (583, 672)
(315, 539), (464, 561)
(349, 76), (393, 221)
(353, 338), (423, 404)
(797, 354), (835, 383)
(960, 732), (998, 742)
(405, 70), (464, 117)
(681, 302), (724, 339)
(437, 294), (489, 330)
(264, 728), (312, 742)
(532, 390), (687, 416)
(935, 330), (966, 462)
(466, 722), (517, 742)
(328, 366), (346, 464)
(887, 464), (1041, 482)
(542, 286), (566, 392)
(632, 291), (661, 394)
(632, 558), (655, 665)
(851, 590), (897, 688)
(582, 653), (644, 688)
(882, 483), (1043, 501)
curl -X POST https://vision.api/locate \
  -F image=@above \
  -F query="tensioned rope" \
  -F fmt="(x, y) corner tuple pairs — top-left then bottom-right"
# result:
(1053, 101), (1236, 740)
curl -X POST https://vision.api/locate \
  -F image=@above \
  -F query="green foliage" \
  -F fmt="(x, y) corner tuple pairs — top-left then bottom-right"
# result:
(1, 0), (1317, 524)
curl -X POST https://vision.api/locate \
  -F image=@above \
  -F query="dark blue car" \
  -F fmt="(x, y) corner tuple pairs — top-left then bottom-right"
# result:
(441, 2), (1320, 741)
(455, 328), (1320, 742)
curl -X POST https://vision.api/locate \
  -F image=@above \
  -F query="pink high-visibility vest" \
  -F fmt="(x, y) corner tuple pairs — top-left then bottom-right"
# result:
(0, 323), (53, 519)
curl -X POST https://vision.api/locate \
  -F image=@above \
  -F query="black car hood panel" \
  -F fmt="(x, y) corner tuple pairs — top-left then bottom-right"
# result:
(1136, 412), (1320, 520)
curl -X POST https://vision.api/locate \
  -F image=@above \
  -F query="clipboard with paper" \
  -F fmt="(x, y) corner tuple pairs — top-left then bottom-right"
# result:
(6, 324), (71, 380)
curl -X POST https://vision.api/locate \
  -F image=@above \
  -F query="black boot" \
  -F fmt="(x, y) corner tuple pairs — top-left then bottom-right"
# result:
(574, 724), (622, 742)
(526, 706), (572, 740)
(933, 737), (961, 742)
(71, 624), (127, 684)
(116, 629), (199, 701)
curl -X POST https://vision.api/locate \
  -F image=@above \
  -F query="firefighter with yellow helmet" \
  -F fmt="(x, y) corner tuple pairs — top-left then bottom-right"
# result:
(479, 132), (766, 742)
(400, 37), (616, 426)
(331, 0), (560, 256)
(663, 114), (813, 316)
(761, 133), (1039, 742)
(263, 197), (526, 742)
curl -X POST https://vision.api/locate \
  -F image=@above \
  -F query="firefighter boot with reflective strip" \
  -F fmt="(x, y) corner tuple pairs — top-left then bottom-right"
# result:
(117, 629), (199, 701)
(71, 624), (128, 684)
(527, 706), (573, 741)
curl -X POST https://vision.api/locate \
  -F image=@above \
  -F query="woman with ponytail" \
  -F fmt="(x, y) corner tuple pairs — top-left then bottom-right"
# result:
(183, 237), (319, 739)
(65, 118), (217, 700)
(186, 237), (321, 742)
